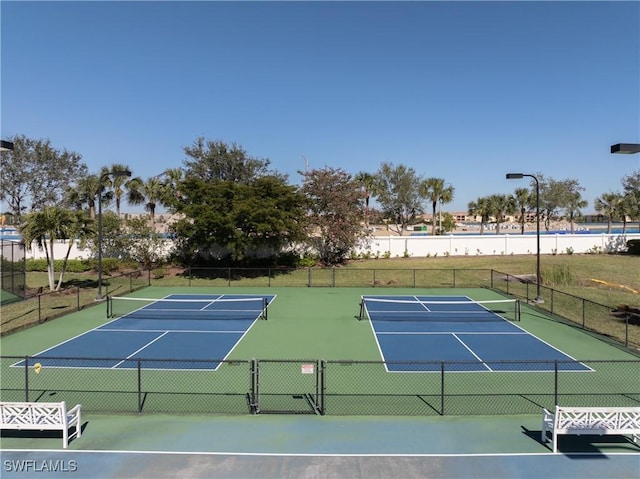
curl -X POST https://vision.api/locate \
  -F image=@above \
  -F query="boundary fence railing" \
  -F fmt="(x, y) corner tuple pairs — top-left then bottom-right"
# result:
(490, 270), (639, 349)
(1, 356), (638, 416)
(2, 267), (638, 350)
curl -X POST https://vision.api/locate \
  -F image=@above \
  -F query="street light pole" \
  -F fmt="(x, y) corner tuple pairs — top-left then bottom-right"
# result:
(506, 173), (543, 303)
(96, 170), (131, 301)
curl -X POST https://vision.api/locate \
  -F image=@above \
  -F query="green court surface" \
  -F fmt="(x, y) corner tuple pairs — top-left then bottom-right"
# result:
(1, 287), (639, 478)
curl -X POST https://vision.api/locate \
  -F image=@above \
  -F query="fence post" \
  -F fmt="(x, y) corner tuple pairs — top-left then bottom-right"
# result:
(250, 359), (259, 414)
(331, 267), (335, 288)
(413, 269), (416, 288)
(188, 267), (192, 287)
(452, 269), (456, 288)
(625, 316), (629, 347)
(148, 268), (151, 286)
(137, 360), (143, 413)
(440, 361), (445, 416)
(554, 360), (558, 407)
(24, 356), (30, 402)
(129, 272), (132, 292)
(307, 268), (311, 287)
(319, 360), (326, 415)
(37, 295), (41, 323)
(76, 286), (80, 311)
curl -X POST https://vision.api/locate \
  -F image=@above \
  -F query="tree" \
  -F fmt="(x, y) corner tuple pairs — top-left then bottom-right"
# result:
(127, 175), (166, 225)
(614, 194), (632, 234)
(101, 164), (139, 218)
(560, 179), (587, 233)
(64, 174), (102, 220)
(467, 197), (491, 235)
(182, 138), (271, 183)
(537, 175), (585, 232)
(594, 192), (621, 234)
(168, 175), (307, 265)
(120, 216), (168, 268)
(373, 162), (424, 235)
(622, 170), (640, 232)
(18, 207), (93, 291)
(487, 194), (516, 235)
(419, 177), (454, 235)
(300, 167), (366, 264)
(513, 187), (533, 234)
(0, 135), (87, 223)
(354, 171), (380, 228)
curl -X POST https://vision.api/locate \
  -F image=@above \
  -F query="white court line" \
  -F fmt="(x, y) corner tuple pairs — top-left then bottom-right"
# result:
(113, 332), (170, 368)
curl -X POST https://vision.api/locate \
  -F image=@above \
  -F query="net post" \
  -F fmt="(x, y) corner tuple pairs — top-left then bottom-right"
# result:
(358, 300), (364, 320)
(106, 295), (111, 318)
(516, 299), (521, 321)
(263, 297), (268, 320)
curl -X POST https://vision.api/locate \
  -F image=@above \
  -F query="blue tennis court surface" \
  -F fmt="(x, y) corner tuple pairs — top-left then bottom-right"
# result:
(361, 295), (591, 373)
(20, 294), (275, 370)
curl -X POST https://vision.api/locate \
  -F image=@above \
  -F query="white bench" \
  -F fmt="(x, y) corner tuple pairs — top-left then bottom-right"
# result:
(541, 405), (640, 453)
(0, 401), (82, 448)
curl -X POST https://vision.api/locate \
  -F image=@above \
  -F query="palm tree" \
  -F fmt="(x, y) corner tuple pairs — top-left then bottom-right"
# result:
(594, 192), (621, 234)
(564, 192), (588, 234)
(420, 178), (455, 235)
(160, 167), (185, 211)
(65, 174), (105, 220)
(354, 171), (380, 228)
(467, 197), (491, 235)
(102, 164), (140, 218)
(487, 194), (516, 235)
(127, 176), (166, 225)
(614, 195), (632, 234)
(18, 206), (92, 291)
(513, 187), (532, 235)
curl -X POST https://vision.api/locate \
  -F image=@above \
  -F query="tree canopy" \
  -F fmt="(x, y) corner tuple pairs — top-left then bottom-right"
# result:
(182, 137), (272, 183)
(0, 135), (87, 222)
(373, 162), (424, 235)
(168, 175), (308, 265)
(300, 167), (366, 264)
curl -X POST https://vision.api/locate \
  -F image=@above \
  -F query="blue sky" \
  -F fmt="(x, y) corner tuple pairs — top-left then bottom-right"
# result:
(1, 1), (639, 214)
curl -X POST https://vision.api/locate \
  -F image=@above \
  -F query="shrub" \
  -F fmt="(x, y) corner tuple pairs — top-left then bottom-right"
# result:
(627, 239), (640, 255)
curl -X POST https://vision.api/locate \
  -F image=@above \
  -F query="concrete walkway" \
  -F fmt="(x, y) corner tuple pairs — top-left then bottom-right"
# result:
(2, 413), (640, 478)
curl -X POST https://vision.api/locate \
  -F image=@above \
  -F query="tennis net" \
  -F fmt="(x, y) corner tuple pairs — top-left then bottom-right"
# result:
(359, 297), (521, 322)
(107, 296), (269, 321)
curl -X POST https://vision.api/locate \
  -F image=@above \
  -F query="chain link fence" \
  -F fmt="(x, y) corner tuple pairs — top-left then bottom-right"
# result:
(491, 270), (639, 349)
(1, 240), (26, 303)
(2, 356), (638, 416)
(3, 267), (638, 350)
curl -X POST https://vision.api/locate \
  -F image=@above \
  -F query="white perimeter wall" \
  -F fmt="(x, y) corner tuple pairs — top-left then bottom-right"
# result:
(19, 232), (640, 261)
(359, 233), (640, 258)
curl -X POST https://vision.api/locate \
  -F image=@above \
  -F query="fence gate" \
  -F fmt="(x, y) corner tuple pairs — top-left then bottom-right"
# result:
(251, 359), (324, 415)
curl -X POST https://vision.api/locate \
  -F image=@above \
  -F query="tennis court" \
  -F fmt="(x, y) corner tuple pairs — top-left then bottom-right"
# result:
(16, 294), (275, 370)
(361, 295), (591, 372)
